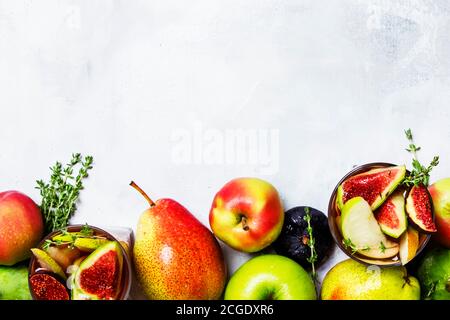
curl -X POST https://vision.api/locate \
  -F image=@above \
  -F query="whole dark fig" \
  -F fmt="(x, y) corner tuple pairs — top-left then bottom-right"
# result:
(274, 206), (333, 269)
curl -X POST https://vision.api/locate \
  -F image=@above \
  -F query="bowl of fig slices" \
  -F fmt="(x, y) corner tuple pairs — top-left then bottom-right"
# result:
(28, 224), (132, 300)
(328, 162), (435, 267)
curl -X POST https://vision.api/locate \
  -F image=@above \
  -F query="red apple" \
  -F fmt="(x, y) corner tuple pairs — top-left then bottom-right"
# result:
(209, 177), (284, 252)
(429, 178), (450, 248)
(0, 191), (44, 265)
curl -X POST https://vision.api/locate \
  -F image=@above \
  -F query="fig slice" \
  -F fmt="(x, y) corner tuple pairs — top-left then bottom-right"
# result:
(72, 241), (123, 300)
(337, 165), (406, 211)
(406, 184), (437, 233)
(374, 190), (407, 238)
(29, 273), (70, 300)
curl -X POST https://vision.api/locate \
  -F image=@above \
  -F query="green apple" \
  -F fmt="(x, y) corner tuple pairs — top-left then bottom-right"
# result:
(417, 247), (450, 300)
(224, 254), (316, 300)
(0, 264), (31, 300)
(341, 197), (399, 259)
(321, 259), (420, 300)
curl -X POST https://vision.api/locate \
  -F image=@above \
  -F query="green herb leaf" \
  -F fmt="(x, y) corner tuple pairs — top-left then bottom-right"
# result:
(405, 129), (413, 141)
(80, 224), (94, 237)
(342, 238), (359, 255)
(41, 240), (53, 251)
(379, 241), (386, 253)
(403, 129), (439, 187)
(36, 153), (94, 233)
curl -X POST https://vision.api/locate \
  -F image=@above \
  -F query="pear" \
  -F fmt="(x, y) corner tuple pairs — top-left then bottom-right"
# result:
(30, 248), (67, 280)
(399, 227), (419, 265)
(0, 264), (32, 300)
(74, 238), (110, 252)
(321, 259), (420, 300)
(341, 197), (399, 259)
(131, 182), (227, 300)
(45, 245), (81, 271)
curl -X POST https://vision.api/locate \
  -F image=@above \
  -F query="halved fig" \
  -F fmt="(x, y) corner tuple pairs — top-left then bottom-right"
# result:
(337, 165), (406, 211)
(72, 241), (123, 300)
(406, 184), (437, 233)
(29, 273), (70, 300)
(374, 190), (407, 238)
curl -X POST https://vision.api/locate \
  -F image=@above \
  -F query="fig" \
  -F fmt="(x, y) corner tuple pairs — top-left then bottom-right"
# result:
(406, 184), (437, 233)
(29, 273), (69, 300)
(337, 165), (406, 211)
(72, 241), (123, 300)
(374, 190), (407, 238)
(273, 207), (333, 269)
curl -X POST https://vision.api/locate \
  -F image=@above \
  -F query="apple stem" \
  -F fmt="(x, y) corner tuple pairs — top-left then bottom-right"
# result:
(130, 181), (155, 207)
(241, 216), (250, 231)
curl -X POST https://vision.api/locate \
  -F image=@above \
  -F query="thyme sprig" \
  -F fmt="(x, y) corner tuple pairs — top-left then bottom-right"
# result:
(36, 153), (94, 233)
(342, 238), (359, 255)
(342, 238), (387, 255)
(403, 129), (439, 187)
(303, 207), (318, 280)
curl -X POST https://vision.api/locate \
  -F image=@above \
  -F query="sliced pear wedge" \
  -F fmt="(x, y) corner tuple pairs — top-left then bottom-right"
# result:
(341, 197), (399, 259)
(399, 226), (419, 265)
(358, 243), (399, 259)
(74, 238), (110, 252)
(31, 248), (67, 280)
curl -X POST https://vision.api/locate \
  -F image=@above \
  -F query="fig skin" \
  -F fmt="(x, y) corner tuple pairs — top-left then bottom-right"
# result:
(274, 206), (333, 269)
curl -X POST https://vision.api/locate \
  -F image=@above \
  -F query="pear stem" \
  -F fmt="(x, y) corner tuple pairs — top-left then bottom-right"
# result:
(130, 181), (155, 207)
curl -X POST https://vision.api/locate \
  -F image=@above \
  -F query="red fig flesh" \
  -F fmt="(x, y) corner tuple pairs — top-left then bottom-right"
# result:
(375, 190), (407, 238)
(30, 273), (69, 300)
(406, 185), (437, 233)
(337, 166), (406, 211)
(72, 241), (123, 300)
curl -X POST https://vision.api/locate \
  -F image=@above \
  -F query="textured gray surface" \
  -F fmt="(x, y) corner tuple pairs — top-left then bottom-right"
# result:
(1, 1), (450, 298)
